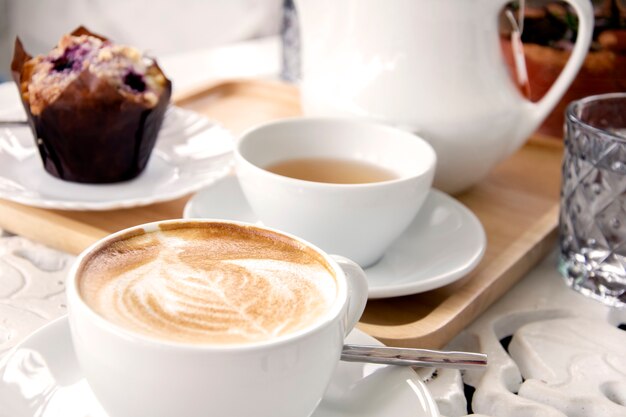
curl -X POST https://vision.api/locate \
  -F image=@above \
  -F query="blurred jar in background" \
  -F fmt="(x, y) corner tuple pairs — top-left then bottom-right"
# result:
(501, 0), (626, 138)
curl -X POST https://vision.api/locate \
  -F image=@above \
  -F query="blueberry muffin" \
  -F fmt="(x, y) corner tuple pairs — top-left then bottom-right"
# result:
(11, 27), (172, 183)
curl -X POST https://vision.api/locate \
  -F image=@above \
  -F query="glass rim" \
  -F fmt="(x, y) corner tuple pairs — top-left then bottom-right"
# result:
(566, 92), (626, 144)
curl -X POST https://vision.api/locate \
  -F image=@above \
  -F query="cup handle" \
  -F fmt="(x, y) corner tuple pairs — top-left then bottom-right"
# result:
(331, 255), (369, 335)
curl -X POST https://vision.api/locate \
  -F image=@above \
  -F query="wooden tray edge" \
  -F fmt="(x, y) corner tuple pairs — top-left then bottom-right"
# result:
(359, 205), (559, 348)
(0, 201), (108, 254)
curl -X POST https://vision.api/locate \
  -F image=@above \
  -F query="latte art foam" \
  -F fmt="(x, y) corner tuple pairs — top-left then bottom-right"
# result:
(78, 223), (338, 345)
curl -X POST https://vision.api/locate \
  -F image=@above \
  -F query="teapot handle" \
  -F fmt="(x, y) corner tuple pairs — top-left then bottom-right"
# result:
(496, 0), (593, 143)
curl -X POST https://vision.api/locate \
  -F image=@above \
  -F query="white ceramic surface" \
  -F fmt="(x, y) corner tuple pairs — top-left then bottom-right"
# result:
(295, 0), (593, 193)
(0, 83), (233, 210)
(235, 117), (436, 268)
(66, 219), (369, 417)
(183, 176), (486, 298)
(0, 316), (439, 417)
(447, 251), (626, 417)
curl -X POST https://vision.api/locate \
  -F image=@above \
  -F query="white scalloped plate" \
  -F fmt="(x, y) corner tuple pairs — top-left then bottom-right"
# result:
(0, 83), (233, 210)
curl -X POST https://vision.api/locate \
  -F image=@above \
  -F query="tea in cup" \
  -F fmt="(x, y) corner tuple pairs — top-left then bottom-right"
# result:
(235, 117), (436, 267)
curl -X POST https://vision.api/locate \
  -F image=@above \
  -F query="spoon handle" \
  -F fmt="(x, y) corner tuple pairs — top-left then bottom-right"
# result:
(341, 344), (487, 369)
(0, 120), (28, 127)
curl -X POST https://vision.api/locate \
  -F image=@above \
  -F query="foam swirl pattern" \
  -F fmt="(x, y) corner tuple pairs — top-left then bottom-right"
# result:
(78, 224), (337, 345)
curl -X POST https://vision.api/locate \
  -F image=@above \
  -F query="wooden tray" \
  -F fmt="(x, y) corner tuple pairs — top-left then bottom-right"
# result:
(0, 79), (563, 349)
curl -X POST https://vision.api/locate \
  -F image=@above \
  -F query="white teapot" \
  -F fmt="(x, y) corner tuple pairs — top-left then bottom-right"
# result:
(295, 0), (593, 193)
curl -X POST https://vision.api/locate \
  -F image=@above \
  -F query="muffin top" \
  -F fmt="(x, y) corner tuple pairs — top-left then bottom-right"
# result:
(22, 33), (168, 115)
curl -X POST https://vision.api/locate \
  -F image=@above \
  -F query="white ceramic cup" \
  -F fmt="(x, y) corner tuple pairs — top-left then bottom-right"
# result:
(235, 117), (437, 267)
(66, 219), (368, 417)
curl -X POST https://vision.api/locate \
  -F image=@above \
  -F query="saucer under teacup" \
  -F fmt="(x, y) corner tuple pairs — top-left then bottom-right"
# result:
(184, 176), (486, 298)
(0, 316), (440, 417)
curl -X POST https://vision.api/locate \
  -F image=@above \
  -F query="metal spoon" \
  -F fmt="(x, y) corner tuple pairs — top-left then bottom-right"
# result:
(0, 120), (28, 127)
(341, 344), (487, 369)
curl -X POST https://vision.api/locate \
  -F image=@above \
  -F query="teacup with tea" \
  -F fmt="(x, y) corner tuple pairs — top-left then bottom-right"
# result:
(235, 117), (436, 267)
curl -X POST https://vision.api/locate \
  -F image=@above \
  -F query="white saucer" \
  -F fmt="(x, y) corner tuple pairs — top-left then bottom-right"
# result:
(0, 83), (233, 210)
(0, 316), (440, 417)
(184, 176), (486, 298)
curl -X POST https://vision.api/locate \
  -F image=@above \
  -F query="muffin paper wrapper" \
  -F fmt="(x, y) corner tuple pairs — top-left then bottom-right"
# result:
(11, 26), (172, 184)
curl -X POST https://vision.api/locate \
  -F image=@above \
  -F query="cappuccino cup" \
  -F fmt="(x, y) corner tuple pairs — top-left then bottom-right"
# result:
(235, 117), (436, 267)
(66, 219), (368, 417)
